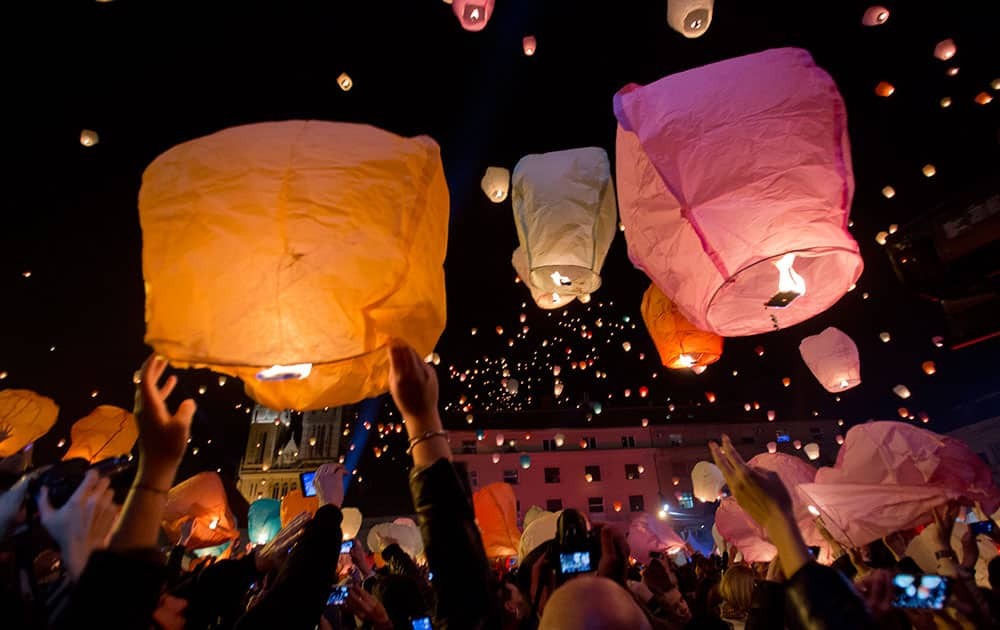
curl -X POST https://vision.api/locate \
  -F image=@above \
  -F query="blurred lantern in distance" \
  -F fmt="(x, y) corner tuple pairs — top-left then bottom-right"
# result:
(614, 48), (862, 336)
(341, 507), (363, 540)
(922, 361), (936, 375)
(975, 92), (993, 105)
(767, 410), (776, 421)
(767, 441), (778, 454)
(512, 147), (617, 298)
(781, 377), (791, 387)
(875, 231), (888, 245)
(893, 385), (912, 399)
(880, 332), (891, 343)
(862, 6), (889, 26)
(336, 73), (353, 91)
(882, 186), (896, 199)
(139, 121), (448, 411)
(162, 472), (237, 549)
(519, 454), (531, 469)
(793, 440), (802, 450)
(933, 39), (956, 61)
(705, 392), (716, 403)
(798, 327), (862, 392)
(922, 164), (936, 178)
(63, 405), (138, 463)
(641, 284), (723, 370)
(804, 443), (820, 460)
(666, 0), (713, 38)
(836, 434), (845, 445)
(691, 461), (725, 502)
(248, 499), (281, 545)
(481, 166), (510, 203)
(79, 129), (99, 147)
(0, 389), (58, 457)
(453, 0), (494, 31)
(522, 36), (536, 56)
(875, 81), (895, 97)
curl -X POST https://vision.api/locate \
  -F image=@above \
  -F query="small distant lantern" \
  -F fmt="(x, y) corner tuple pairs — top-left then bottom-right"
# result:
(476, 429), (485, 440)
(519, 454), (531, 469)
(554, 433), (565, 447)
(781, 377), (791, 388)
(466, 414), (474, 425)
(666, 0), (714, 38)
(922, 164), (936, 178)
(922, 361), (936, 375)
(880, 332), (891, 343)
(613, 501), (623, 513)
(672, 476), (680, 486)
(624, 389), (632, 398)
(453, 0), (494, 31)
(481, 166), (510, 203)
(496, 434), (505, 447)
(639, 386), (649, 398)
(755, 346), (765, 357)
(898, 407), (910, 418)
(767, 441), (778, 454)
(767, 410), (776, 421)
(580, 438), (589, 449)
(875, 81), (895, 97)
(705, 391), (716, 403)
(585, 473), (593, 483)
(933, 39), (956, 61)
(492, 453), (501, 464)
(882, 186), (896, 199)
(862, 6), (889, 26)
(918, 411), (929, 424)
(804, 442), (820, 460)
(975, 92), (993, 105)
(217, 375), (227, 386)
(506, 378), (520, 395)
(554, 381), (564, 397)
(793, 440), (802, 450)
(875, 231), (889, 246)
(641, 417), (649, 427)
(835, 434), (845, 445)
(946, 67), (960, 77)
(932, 336), (944, 348)
(622, 341), (632, 352)
(337, 73), (353, 91)
(553, 365), (561, 376)
(940, 97), (952, 108)
(309, 436), (317, 446)
(744, 403), (752, 412)
(80, 129), (99, 147)
(893, 384), (911, 399)
(522, 35), (536, 56)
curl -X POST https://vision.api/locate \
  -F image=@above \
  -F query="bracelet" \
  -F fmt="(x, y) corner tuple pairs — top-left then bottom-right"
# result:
(934, 549), (957, 560)
(406, 430), (448, 455)
(134, 484), (169, 495)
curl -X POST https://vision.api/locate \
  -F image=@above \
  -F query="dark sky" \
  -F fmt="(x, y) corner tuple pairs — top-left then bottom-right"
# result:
(1, 1), (998, 515)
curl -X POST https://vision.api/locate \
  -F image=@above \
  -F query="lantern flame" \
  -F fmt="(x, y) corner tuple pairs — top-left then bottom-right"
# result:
(677, 353), (696, 368)
(550, 271), (572, 287)
(256, 363), (312, 381)
(768, 253), (806, 308)
(208, 517), (219, 530)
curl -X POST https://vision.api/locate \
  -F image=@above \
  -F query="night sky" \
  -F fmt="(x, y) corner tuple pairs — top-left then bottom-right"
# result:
(1, 1), (998, 516)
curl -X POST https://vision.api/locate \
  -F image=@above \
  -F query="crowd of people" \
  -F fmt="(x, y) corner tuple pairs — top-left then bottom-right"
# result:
(2, 342), (999, 629)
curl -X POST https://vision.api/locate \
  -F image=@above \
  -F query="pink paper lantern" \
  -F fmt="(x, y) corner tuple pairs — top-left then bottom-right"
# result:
(629, 513), (687, 561)
(934, 39), (957, 61)
(799, 327), (861, 392)
(614, 48), (862, 336)
(522, 35), (537, 56)
(861, 6), (890, 26)
(453, 0), (494, 31)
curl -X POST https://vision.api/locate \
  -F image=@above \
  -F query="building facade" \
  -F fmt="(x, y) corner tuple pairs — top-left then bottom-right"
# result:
(449, 417), (841, 530)
(236, 405), (348, 502)
(948, 416), (1000, 486)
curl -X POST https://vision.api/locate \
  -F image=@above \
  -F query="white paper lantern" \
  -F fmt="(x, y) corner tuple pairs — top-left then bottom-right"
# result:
(512, 247), (577, 310)
(512, 147), (617, 296)
(506, 378), (520, 395)
(495, 434), (504, 447)
(341, 507), (363, 540)
(80, 129), (99, 147)
(492, 453), (501, 464)
(691, 461), (725, 503)
(804, 442), (820, 460)
(553, 433), (565, 447)
(767, 441), (778, 454)
(893, 384), (911, 399)
(667, 0), (713, 38)
(481, 166), (510, 203)
(798, 327), (861, 392)
(553, 381), (564, 397)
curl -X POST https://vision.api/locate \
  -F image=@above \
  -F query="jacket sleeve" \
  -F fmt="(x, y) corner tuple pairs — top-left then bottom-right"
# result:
(409, 458), (501, 630)
(784, 561), (874, 630)
(171, 553), (260, 629)
(234, 504), (343, 630)
(745, 580), (784, 630)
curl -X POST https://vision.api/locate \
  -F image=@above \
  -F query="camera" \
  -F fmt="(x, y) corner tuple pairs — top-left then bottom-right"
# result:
(551, 509), (601, 582)
(25, 455), (132, 517)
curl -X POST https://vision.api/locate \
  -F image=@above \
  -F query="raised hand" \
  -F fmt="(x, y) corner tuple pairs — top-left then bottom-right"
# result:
(593, 524), (629, 585)
(388, 340), (440, 433)
(314, 463), (346, 508)
(38, 469), (120, 579)
(343, 585), (392, 630)
(134, 355), (196, 486)
(931, 502), (960, 551)
(710, 435), (793, 530)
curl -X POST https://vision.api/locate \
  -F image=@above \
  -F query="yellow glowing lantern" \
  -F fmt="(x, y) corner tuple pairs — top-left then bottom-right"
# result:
(63, 405), (138, 463)
(922, 164), (936, 178)
(781, 377), (791, 388)
(481, 166), (510, 203)
(139, 121), (448, 411)
(940, 97), (952, 108)
(922, 361), (936, 375)
(79, 129), (99, 147)
(667, 0), (713, 38)
(337, 73), (353, 91)
(893, 384), (911, 399)
(875, 231), (888, 246)
(554, 433), (565, 447)
(882, 186), (896, 199)
(875, 81), (895, 97)
(880, 332), (891, 343)
(946, 67), (959, 77)
(804, 443), (820, 460)
(163, 472), (237, 549)
(585, 473), (593, 483)
(0, 389), (58, 457)
(613, 501), (623, 512)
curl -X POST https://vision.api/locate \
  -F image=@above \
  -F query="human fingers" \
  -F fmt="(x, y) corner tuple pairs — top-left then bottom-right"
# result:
(721, 434), (748, 470)
(389, 340), (413, 379)
(69, 470), (103, 505)
(37, 486), (56, 521)
(709, 441), (735, 479)
(142, 355), (167, 396)
(175, 399), (196, 426)
(159, 375), (178, 402)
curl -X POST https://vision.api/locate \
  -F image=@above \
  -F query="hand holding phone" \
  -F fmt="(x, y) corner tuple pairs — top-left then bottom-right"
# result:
(969, 520), (994, 536)
(327, 585), (349, 606)
(340, 539), (354, 554)
(411, 617), (432, 630)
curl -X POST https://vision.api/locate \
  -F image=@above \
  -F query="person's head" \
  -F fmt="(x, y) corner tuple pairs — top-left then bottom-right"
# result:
(989, 556), (1000, 591)
(499, 578), (530, 627)
(719, 565), (755, 619)
(661, 584), (692, 624)
(538, 575), (653, 630)
(515, 539), (557, 620)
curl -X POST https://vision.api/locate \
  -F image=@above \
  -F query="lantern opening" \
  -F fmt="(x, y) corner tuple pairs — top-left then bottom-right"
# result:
(766, 254), (806, 308)
(465, 5), (483, 22)
(256, 363), (313, 382)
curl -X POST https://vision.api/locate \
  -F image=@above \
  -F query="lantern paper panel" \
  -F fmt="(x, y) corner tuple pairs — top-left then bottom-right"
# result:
(666, 0), (713, 38)
(63, 405), (138, 463)
(453, 0), (494, 31)
(691, 461), (725, 502)
(512, 247), (577, 310)
(628, 513), (686, 562)
(519, 511), (558, 560)
(248, 498), (282, 545)
(473, 483), (521, 558)
(280, 489), (319, 527)
(614, 48), (863, 336)
(481, 166), (510, 203)
(342, 507), (363, 541)
(512, 146), (618, 296)
(139, 121), (448, 411)
(641, 283), (722, 369)
(0, 389), (58, 458)
(162, 472), (238, 549)
(798, 327), (861, 393)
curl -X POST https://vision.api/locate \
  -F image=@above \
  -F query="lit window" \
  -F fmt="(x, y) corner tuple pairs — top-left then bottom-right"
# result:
(669, 434), (683, 447)
(679, 492), (695, 509)
(621, 435), (636, 448)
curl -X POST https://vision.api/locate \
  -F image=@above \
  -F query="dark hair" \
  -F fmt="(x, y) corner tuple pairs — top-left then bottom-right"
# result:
(989, 556), (1000, 591)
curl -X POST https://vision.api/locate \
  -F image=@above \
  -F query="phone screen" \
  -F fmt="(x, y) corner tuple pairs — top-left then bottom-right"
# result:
(300, 471), (317, 498)
(326, 585), (349, 606)
(970, 521), (994, 536)
(340, 540), (354, 554)
(559, 551), (592, 575)
(891, 574), (948, 609)
(411, 617), (432, 630)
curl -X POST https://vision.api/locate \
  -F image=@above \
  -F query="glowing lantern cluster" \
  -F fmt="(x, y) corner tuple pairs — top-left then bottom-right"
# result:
(614, 48), (862, 336)
(798, 327), (862, 392)
(0, 389), (58, 457)
(862, 6), (889, 26)
(640, 283), (722, 370)
(512, 146), (617, 298)
(481, 166), (510, 203)
(162, 472), (237, 549)
(453, 0), (494, 31)
(666, 0), (713, 38)
(139, 121), (448, 411)
(248, 499), (282, 545)
(63, 405), (138, 463)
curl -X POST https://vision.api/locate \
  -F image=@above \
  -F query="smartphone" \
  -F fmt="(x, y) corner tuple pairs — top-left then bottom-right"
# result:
(559, 550), (592, 575)
(891, 574), (949, 610)
(411, 617), (432, 630)
(340, 540), (354, 554)
(970, 521), (994, 536)
(326, 585), (349, 606)
(300, 471), (317, 498)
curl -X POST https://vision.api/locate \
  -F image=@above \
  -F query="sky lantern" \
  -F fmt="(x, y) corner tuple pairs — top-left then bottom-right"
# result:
(79, 129), (99, 147)
(975, 92), (993, 105)
(691, 461), (725, 502)
(666, 0), (713, 38)
(882, 186), (896, 198)
(341, 507), (363, 541)
(875, 231), (889, 246)
(614, 48), (862, 336)
(519, 454), (531, 469)
(798, 327), (862, 392)
(862, 6), (889, 26)
(553, 433), (565, 447)
(63, 405), (138, 463)
(933, 39), (957, 61)
(506, 378), (519, 395)
(553, 381), (564, 397)
(491, 453), (501, 464)
(280, 489), (319, 527)
(336, 72), (353, 91)
(248, 498), (281, 545)
(495, 434), (505, 447)
(481, 166), (510, 203)
(898, 407), (910, 418)
(922, 164), (936, 178)
(836, 434), (845, 445)
(522, 35), (537, 56)
(641, 283), (722, 370)
(512, 147), (617, 298)
(473, 483), (520, 558)
(0, 389), (58, 458)
(922, 361), (936, 375)
(767, 441), (777, 454)
(163, 472), (237, 549)
(705, 392), (716, 403)
(781, 377), (791, 387)
(893, 384), (912, 399)
(940, 97), (952, 108)
(140, 121), (448, 412)
(880, 331), (891, 343)
(767, 410), (776, 421)
(512, 248), (577, 310)
(875, 81), (895, 97)
(453, 0), (494, 31)
(804, 443), (820, 460)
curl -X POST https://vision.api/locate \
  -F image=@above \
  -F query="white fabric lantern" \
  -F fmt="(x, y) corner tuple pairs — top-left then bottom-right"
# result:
(80, 129), (99, 147)
(767, 441), (777, 453)
(804, 443), (820, 460)
(512, 147), (617, 296)
(481, 166), (510, 203)
(691, 461), (725, 503)
(341, 507), (363, 540)
(893, 384), (912, 399)
(667, 0), (713, 38)
(512, 247), (577, 310)
(798, 327), (861, 392)
(506, 378), (520, 395)
(553, 433), (565, 447)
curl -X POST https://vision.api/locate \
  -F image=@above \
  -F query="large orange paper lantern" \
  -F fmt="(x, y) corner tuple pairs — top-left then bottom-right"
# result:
(63, 405), (138, 463)
(280, 488), (319, 527)
(614, 48), (863, 336)
(473, 483), (521, 558)
(798, 327), (861, 393)
(139, 121), (448, 411)
(163, 472), (238, 550)
(641, 283), (722, 369)
(0, 389), (58, 458)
